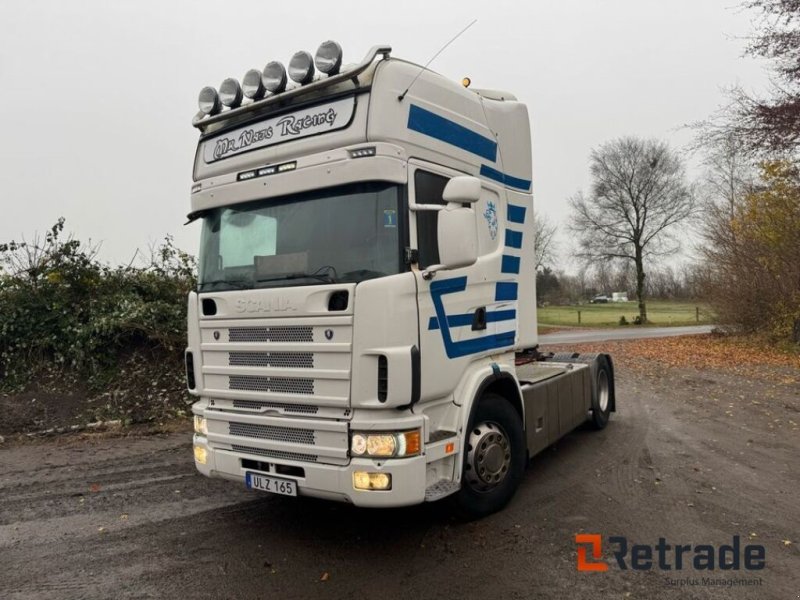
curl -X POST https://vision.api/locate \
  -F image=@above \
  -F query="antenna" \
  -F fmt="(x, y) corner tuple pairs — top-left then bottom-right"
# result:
(398, 19), (477, 102)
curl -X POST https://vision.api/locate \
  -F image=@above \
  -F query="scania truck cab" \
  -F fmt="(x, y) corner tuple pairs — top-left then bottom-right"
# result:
(187, 43), (615, 517)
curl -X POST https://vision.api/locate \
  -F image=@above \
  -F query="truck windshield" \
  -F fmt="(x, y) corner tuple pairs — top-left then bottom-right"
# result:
(198, 181), (403, 291)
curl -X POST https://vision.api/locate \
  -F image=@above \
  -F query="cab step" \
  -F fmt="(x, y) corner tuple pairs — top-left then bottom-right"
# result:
(425, 479), (460, 502)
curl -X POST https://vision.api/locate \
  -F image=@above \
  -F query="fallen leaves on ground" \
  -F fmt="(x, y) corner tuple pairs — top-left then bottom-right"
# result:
(545, 334), (800, 382)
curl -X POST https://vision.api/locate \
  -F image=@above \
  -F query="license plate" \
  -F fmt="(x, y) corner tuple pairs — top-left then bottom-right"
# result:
(245, 472), (297, 496)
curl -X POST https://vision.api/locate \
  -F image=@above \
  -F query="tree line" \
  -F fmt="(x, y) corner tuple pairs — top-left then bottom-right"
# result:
(549, 0), (800, 343)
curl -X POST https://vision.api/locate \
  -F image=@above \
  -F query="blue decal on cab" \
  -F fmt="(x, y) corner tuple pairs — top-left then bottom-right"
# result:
(429, 276), (516, 359)
(407, 105), (497, 161)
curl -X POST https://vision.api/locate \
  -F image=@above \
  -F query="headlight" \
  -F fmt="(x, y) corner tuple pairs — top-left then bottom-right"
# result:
(350, 430), (421, 458)
(367, 434), (396, 457)
(193, 445), (207, 465)
(193, 415), (208, 435)
(351, 433), (367, 456)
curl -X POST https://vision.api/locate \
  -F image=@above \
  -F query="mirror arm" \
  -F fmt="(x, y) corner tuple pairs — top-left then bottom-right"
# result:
(422, 264), (447, 280)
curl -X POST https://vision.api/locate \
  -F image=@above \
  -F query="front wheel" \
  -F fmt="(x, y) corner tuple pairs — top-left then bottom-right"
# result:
(452, 393), (526, 519)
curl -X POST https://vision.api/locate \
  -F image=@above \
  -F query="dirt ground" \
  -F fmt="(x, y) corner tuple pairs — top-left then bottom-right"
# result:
(0, 336), (798, 599)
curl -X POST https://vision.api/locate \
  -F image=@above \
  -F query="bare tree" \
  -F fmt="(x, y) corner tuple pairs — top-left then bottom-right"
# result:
(569, 137), (695, 322)
(694, 1), (800, 157)
(701, 132), (756, 216)
(532, 213), (558, 271)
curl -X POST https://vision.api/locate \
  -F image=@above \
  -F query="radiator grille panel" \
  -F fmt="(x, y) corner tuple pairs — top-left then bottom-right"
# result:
(231, 400), (319, 414)
(228, 351), (314, 368)
(229, 375), (314, 395)
(229, 422), (315, 445)
(228, 326), (313, 343)
(231, 444), (318, 463)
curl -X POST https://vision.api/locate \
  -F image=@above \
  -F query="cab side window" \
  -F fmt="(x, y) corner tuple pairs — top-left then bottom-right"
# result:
(415, 170), (450, 269)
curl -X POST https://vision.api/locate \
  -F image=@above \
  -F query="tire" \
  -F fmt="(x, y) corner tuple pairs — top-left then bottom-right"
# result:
(452, 393), (526, 519)
(590, 355), (613, 430)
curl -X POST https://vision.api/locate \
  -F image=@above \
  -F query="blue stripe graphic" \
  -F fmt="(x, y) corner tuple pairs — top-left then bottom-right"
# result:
(407, 105), (497, 161)
(501, 255), (521, 274)
(505, 229), (523, 249)
(429, 276), (515, 358)
(479, 165), (532, 191)
(442, 331), (516, 357)
(507, 204), (527, 224)
(495, 282), (518, 301)
(428, 309), (517, 331)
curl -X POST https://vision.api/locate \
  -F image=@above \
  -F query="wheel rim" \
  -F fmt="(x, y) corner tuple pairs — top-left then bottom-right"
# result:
(598, 369), (609, 412)
(465, 421), (511, 492)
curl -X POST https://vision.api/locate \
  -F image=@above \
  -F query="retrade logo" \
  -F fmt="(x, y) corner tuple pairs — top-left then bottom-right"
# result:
(576, 534), (609, 572)
(575, 534), (766, 572)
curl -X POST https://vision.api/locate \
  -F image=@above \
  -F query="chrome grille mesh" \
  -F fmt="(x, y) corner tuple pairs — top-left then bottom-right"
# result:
(231, 400), (319, 414)
(229, 422), (315, 445)
(228, 351), (314, 368)
(228, 326), (313, 343)
(229, 375), (314, 394)
(231, 444), (318, 463)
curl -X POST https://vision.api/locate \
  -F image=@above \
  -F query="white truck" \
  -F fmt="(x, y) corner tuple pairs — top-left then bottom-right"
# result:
(187, 42), (615, 517)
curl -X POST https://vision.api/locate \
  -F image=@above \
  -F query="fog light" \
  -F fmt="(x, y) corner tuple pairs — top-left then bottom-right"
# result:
(288, 50), (315, 84)
(219, 77), (243, 108)
(198, 86), (221, 115)
(242, 68), (266, 100)
(193, 415), (207, 435)
(262, 61), (287, 93)
(353, 471), (392, 491)
(315, 40), (343, 75)
(193, 445), (207, 465)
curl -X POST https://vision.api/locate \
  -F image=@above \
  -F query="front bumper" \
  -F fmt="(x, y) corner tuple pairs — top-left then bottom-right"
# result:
(193, 434), (427, 507)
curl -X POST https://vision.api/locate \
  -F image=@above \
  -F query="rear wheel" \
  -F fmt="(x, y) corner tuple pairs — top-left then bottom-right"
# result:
(590, 355), (613, 429)
(452, 393), (526, 519)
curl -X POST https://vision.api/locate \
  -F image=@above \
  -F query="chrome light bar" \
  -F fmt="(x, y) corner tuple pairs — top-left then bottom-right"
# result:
(192, 44), (391, 130)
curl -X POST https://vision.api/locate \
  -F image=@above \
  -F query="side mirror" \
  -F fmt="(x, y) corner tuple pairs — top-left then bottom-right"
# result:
(443, 175), (481, 204)
(423, 176), (480, 279)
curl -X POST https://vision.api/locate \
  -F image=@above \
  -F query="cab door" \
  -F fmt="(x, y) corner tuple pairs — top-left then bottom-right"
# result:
(409, 159), (513, 404)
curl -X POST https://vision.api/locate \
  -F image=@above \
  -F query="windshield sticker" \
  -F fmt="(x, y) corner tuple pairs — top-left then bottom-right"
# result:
(483, 201), (498, 240)
(383, 209), (397, 228)
(202, 96), (356, 163)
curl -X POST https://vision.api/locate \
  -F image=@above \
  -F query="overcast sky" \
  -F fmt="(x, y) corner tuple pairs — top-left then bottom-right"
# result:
(0, 0), (769, 266)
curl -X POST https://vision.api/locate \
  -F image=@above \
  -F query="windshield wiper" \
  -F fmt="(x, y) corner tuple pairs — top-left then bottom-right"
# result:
(255, 272), (337, 284)
(198, 279), (252, 290)
(256, 265), (339, 285)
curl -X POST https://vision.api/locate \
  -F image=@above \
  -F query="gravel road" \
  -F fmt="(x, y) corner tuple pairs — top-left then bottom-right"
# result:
(0, 356), (797, 599)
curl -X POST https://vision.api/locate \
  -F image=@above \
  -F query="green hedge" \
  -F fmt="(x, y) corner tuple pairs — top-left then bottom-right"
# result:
(0, 219), (195, 426)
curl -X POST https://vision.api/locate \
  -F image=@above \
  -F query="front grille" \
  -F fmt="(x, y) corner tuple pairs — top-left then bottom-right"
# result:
(231, 399), (320, 414)
(228, 326), (313, 343)
(229, 351), (314, 368)
(231, 444), (319, 463)
(229, 422), (315, 445)
(229, 375), (314, 395)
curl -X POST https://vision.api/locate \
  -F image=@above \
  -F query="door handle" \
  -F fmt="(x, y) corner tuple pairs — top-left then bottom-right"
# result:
(471, 307), (487, 331)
